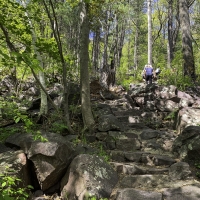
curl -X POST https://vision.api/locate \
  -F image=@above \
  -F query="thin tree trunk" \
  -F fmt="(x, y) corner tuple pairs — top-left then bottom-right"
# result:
(167, 0), (173, 68)
(43, 0), (74, 133)
(147, 0), (152, 65)
(22, 0), (48, 117)
(100, 10), (111, 89)
(103, 12), (109, 68)
(117, 24), (126, 67)
(133, 27), (139, 70)
(92, 27), (100, 76)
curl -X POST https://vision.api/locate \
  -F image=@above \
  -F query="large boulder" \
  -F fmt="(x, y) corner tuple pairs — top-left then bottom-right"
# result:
(155, 99), (179, 112)
(61, 154), (118, 200)
(175, 108), (200, 134)
(173, 126), (200, 160)
(5, 132), (75, 191)
(154, 85), (177, 99)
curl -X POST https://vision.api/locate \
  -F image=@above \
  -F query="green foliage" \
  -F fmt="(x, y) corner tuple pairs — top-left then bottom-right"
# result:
(84, 190), (108, 200)
(194, 162), (200, 179)
(32, 130), (48, 142)
(0, 98), (34, 133)
(98, 144), (110, 162)
(13, 111), (33, 132)
(164, 109), (178, 121)
(0, 98), (18, 120)
(51, 121), (68, 134)
(157, 67), (194, 90)
(118, 78), (132, 90)
(63, 190), (108, 200)
(87, 197), (108, 200)
(69, 104), (81, 120)
(0, 127), (20, 143)
(0, 0), (61, 83)
(0, 166), (33, 200)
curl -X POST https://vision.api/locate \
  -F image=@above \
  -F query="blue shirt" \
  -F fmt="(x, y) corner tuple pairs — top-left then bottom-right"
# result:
(145, 67), (153, 75)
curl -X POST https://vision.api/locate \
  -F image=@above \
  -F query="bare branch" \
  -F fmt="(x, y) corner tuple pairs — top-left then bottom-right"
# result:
(187, 0), (195, 7)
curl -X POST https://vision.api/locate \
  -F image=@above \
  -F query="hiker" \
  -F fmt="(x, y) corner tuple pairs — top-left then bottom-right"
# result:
(155, 67), (161, 76)
(144, 64), (154, 84)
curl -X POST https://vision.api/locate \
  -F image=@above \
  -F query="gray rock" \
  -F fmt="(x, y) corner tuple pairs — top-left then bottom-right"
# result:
(115, 188), (162, 200)
(6, 132), (75, 191)
(61, 154), (118, 200)
(155, 99), (179, 112)
(140, 129), (160, 140)
(0, 143), (13, 153)
(0, 150), (30, 188)
(163, 185), (200, 200)
(175, 108), (200, 134)
(119, 174), (169, 188)
(173, 126), (200, 160)
(169, 162), (192, 180)
(98, 114), (123, 131)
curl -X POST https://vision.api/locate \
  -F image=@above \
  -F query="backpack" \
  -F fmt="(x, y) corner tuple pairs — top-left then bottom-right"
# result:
(145, 66), (153, 75)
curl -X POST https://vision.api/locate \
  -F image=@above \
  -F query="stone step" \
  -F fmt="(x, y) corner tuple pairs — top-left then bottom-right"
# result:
(118, 174), (197, 190)
(116, 115), (144, 124)
(110, 162), (169, 176)
(95, 131), (141, 151)
(113, 109), (141, 117)
(110, 183), (200, 200)
(119, 174), (170, 189)
(109, 160), (198, 199)
(98, 128), (176, 153)
(107, 150), (176, 166)
(110, 188), (162, 200)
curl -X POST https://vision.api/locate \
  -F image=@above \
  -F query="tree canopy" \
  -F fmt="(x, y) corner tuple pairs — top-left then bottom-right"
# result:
(0, 0), (200, 128)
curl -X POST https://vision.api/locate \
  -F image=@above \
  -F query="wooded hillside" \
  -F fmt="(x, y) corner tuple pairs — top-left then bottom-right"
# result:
(1, 1), (200, 199)
(0, 0), (200, 133)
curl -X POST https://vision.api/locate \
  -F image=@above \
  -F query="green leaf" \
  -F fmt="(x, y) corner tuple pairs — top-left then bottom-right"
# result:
(27, 185), (34, 189)
(14, 117), (21, 123)
(2, 181), (6, 187)
(7, 176), (14, 181)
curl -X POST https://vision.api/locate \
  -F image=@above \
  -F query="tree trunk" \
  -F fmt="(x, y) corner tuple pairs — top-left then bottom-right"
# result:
(179, 0), (195, 79)
(0, 24), (18, 90)
(79, 1), (95, 130)
(167, 0), (180, 68)
(117, 23), (126, 67)
(167, 0), (173, 68)
(133, 27), (139, 70)
(102, 11), (109, 68)
(147, 0), (152, 65)
(92, 27), (100, 76)
(43, 0), (74, 133)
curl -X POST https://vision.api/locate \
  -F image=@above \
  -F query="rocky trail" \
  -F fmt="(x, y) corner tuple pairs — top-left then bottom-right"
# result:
(98, 93), (200, 199)
(1, 79), (200, 199)
(88, 82), (200, 199)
